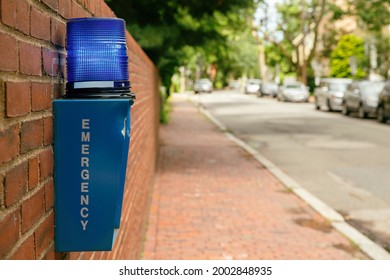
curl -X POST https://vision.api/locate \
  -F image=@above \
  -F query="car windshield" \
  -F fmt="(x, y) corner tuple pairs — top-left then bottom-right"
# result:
(264, 83), (277, 88)
(248, 80), (261, 85)
(285, 83), (304, 89)
(328, 83), (349, 91)
(359, 82), (385, 95)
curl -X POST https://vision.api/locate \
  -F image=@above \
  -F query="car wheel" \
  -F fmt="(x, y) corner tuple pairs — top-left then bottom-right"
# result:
(358, 103), (367, 119)
(314, 98), (320, 110)
(377, 106), (387, 123)
(342, 102), (349, 116)
(327, 99), (334, 112)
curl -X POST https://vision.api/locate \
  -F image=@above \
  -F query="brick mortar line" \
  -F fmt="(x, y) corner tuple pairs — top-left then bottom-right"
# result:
(116, 176), (157, 259)
(186, 93), (390, 260)
(1, 108), (53, 129)
(0, 169), (53, 214)
(0, 81), (4, 126)
(26, 0), (68, 20)
(37, 241), (54, 260)
(0, 71), (62, 83)
(0, 144), (52, 176)
(2, 208), (54, 259)
(0, 22), (66, 51)
(140, 173), (160, 259)
(0, 43), (66, 88)
(128, 59), (156, 72)
(0, 46), (66, 79)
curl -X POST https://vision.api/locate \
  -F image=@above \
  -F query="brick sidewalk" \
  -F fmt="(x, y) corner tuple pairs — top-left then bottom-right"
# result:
(142, 94), (367, 260)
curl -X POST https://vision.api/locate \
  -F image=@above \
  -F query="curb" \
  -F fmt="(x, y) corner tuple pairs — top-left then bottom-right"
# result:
(189, 94), (390, 260)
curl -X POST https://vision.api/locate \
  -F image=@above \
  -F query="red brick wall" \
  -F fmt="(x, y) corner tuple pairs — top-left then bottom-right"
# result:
(0, 0), (159, 260)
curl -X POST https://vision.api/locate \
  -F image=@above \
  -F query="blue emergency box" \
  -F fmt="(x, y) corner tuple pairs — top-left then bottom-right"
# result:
(54, 17), (135, 251)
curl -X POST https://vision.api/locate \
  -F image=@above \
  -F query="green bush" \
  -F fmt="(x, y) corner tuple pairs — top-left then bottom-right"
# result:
(330, 34), (367, 79)
(159, 86), (171, 124)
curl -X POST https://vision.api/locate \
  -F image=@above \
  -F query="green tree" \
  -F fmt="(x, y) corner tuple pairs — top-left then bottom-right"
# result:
(350, 0), (390, 79)
(176, 10), (260, 88)
(256, 0), (327, 84)
(376, 33), (390, 78)
(352, 0), (390, 32)
(329, 34), (367, 79)
(105, 0), (260, 93)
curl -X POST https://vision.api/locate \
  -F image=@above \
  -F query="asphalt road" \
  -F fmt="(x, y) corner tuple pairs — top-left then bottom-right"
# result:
(191, 89), (390, 251)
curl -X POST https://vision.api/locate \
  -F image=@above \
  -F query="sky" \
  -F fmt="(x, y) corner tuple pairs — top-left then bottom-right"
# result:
(254, 0), (284, 41)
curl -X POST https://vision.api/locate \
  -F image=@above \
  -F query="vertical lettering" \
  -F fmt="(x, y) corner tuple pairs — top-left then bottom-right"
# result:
(81, 169), (89, 180)
(82, 119), (90, 129)
(81, 157), (89, 167)
(81, 194), (89, 205)
(80, 118), (90, 231)
(81, 144), (89, 155)
(81, 220), (88, 231)
(81, 131), (90, 142)
(81, 182), (89, 192)
(80, 207), (89, 218)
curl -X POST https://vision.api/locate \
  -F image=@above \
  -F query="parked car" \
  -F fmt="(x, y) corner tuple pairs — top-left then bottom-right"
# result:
(259, 81), (278, 97)
(228, 80), (241, 90)
(277, 82), (309, 102)
(376, 81), (390, 123)
(194, 78), (213, 94)
(342, 80), (386, 118)
(314, 78), (352, 111)
(244, 79), (262, 94)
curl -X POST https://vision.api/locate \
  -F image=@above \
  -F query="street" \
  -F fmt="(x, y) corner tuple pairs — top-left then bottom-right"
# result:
(191, 89), (390, 252)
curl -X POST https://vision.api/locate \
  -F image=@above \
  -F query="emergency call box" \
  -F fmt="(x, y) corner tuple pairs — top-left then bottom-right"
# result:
(54, 98), (132, 252)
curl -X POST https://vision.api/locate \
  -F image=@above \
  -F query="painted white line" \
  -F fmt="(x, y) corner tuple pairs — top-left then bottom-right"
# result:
(191, 95), (390, 260)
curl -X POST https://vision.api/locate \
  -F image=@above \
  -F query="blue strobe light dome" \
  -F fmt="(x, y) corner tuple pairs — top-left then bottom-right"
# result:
(66, 17), (131, 96)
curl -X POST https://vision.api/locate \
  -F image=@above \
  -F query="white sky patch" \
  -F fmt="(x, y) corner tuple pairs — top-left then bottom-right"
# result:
(254, 0), (284, 42)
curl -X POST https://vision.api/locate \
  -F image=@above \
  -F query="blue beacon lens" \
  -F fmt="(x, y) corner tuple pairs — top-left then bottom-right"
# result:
(66, 18), (130, 96)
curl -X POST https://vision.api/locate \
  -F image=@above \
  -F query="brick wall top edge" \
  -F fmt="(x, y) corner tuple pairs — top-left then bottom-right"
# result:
(99, 2), (116, 18)
(125, 34), (155, 70)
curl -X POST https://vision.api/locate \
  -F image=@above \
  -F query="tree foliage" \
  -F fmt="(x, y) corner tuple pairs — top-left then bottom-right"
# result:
(376, 33), (390, 78)
(105, 0), (260, 91)
(256, 0), (327, 83)
(175, 10), (260, 87)
(353, 0), (390, 32)
(329, 34), (367, 79)
(351, 0), (390, 78)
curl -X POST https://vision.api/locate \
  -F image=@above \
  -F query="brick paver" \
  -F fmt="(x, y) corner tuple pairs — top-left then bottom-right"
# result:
(142, 94), (367, 260)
